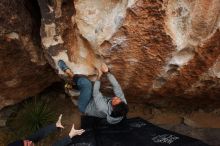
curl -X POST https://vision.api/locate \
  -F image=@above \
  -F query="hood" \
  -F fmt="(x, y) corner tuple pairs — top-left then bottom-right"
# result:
(106, 101), (123, 124)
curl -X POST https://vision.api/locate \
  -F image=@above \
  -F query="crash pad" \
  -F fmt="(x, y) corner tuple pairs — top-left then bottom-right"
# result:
(69, 116), (209, 146)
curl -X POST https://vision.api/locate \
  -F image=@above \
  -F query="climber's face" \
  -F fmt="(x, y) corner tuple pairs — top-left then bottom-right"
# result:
(112, 96), (122, 106)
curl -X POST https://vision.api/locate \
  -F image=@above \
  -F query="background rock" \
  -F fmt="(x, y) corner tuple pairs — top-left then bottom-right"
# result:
(37, 0), (220, 110)
(0, 0), (59, 109)
(184, 111), (220, 128)
(149, 110), (183, 125)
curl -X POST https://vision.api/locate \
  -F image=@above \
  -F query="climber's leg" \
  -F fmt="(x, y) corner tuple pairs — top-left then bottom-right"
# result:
(73, 76), (92, 113)
(58, 60), (74, 78)
(58, 60), (92, 113)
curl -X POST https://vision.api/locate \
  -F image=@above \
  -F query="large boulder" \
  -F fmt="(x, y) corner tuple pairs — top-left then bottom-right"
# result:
(0, 0), (59, 109)
(37, 0), (220, 108)
(0, 0), (220, 110)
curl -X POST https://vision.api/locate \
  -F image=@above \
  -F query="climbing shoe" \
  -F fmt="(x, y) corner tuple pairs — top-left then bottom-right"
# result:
(58, 60), (69, 71)
(65, 83), (73, 89)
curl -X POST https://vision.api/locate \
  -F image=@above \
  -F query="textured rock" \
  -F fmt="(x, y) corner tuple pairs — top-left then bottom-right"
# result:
(0, 0), (220, 111)
(149, 109), (183, 125)
(127, 103), (153, 120)
(184, 111), (220, 128)
(37, 0), (220, 109)
(0, 0), (59, 109)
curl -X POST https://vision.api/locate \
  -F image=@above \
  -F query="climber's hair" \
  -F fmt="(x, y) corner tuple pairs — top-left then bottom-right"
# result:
(111, 102), (129, 118)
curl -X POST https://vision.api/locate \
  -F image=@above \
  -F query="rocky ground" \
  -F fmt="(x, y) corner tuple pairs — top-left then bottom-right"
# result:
(0, 86), (220, 146)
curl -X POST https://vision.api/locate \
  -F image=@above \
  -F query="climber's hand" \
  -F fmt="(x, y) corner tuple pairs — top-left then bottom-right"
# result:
(56, 114), (64, 129)
(69, 124), (85, 138)
(101, 63), (108, 73)
(97, 68), (103, 80)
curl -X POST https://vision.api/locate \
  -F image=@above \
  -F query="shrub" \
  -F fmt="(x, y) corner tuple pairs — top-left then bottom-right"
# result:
(8, 97), (56, 138)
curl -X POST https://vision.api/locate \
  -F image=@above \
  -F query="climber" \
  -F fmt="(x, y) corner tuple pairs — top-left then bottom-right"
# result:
(58, 60), (129, 124)
(8, 114), (85, 146)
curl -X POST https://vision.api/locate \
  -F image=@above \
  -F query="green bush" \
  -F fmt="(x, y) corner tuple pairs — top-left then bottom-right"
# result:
(23, 100), (55, 131)
(8, 97), (56, 138)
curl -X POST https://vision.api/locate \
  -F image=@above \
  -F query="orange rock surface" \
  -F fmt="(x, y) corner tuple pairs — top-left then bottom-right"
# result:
(1, 0), (220, 110)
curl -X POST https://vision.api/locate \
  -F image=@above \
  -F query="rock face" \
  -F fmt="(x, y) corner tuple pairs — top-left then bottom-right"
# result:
(37, 0), (220, 108)
(0, 0), (220, 110)
(0, 0), (59, 109)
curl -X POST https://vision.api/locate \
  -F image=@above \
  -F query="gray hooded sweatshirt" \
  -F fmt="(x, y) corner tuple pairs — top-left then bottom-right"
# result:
(85, 73), (127, 124)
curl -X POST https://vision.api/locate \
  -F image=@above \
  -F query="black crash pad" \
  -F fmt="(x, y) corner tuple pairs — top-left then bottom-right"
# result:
(69, 116), (209, 146)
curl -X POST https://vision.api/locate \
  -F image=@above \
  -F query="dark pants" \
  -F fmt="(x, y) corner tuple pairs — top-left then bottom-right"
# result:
(26, 124), (58, 144)
(8, 124), (72, 146)
(73, 75), (93, 113)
